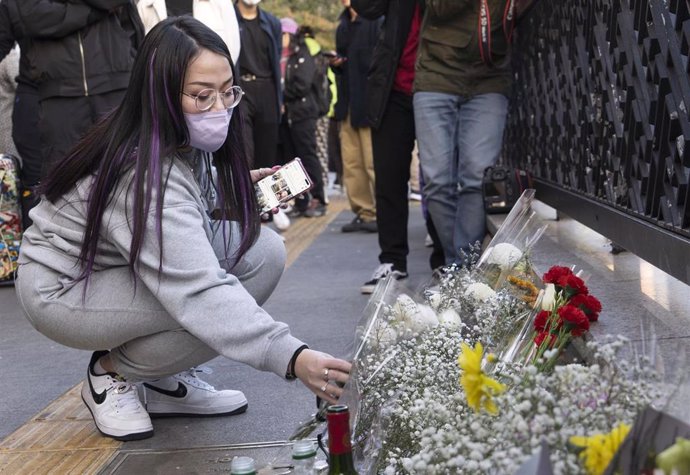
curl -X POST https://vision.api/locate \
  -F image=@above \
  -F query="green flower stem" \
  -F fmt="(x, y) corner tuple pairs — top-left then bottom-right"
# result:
(540, 335), (571, 372)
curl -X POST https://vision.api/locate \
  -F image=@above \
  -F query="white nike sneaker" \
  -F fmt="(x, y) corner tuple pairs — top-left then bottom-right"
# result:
(140, 367), (248, 417)
(81, 351), (154, 441)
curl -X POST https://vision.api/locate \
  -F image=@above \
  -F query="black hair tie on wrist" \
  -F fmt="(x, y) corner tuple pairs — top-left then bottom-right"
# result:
(285, 344), (309, 380)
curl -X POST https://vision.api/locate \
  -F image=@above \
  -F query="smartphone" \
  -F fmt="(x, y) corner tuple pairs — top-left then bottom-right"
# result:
(255, 158), (314, 215)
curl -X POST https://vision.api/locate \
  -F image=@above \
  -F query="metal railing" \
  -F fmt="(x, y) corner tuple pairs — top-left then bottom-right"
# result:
(505, 0), (690, 284)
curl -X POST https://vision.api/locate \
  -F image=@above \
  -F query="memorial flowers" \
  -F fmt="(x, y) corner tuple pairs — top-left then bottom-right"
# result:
(569, 423), (631, 475)
(472, 189), (547, 292)
(457, 342), (505, 415)
(347, 303), (659, 474)
(287, 190), (683, 475)
(526, 265), (603, 372)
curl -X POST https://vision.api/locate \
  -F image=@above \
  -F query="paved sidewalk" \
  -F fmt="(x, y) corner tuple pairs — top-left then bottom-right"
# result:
(0, 198), (688, 473)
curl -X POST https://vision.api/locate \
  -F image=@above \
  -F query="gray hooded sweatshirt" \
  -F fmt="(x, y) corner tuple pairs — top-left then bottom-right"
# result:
(17, 154), (304, 378)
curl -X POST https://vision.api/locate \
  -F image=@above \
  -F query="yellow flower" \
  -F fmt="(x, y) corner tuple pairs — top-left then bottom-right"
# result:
(507, 275), (540, 305)
(569, 423), (631, 475)
(457, 342), (506, 415)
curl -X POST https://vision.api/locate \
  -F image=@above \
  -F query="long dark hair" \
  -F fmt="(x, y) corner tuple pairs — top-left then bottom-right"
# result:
(40, 16), (259, 284)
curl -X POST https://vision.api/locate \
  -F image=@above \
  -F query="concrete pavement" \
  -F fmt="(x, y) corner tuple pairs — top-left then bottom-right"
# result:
(0, 197), (688, 473)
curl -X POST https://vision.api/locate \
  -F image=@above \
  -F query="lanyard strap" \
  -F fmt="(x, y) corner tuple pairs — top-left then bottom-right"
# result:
(479, 0), (516, 66)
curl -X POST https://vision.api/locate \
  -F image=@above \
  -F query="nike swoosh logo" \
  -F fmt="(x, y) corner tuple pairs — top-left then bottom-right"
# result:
(88, 372), (107, 405)
(144, 382), (188, 399)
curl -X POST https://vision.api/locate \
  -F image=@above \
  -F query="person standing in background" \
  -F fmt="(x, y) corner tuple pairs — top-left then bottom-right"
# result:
(280, 18), (327, 218)
(5, 0), (144, 176)
(332, 0), (381, 233)
(234, 0), (281, 170)
(414, 1), (512, 265)
(136, 0), (241, 64)
(353, 0), (447, 294)
(298, 25), (332, 204)
(235, 0), (290, 231)
(1, 0), (137, 227)
(326, 63), (342, 191)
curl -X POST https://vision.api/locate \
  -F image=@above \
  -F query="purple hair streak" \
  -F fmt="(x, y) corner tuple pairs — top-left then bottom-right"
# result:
(38, 17), (260, 294)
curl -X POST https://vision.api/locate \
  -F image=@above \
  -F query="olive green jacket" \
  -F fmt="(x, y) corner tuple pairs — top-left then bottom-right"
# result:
(414, 0), (512, 97)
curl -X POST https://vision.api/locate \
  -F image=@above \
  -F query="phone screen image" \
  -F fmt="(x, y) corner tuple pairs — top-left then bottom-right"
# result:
(255, 158), (313, 215)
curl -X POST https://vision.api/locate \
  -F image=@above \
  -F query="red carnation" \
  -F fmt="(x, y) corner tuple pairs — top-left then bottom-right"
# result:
(534, 310), (551, 332)
(562, 274), (588, 297)
(570, 294), (602, 322)
(534, 331), (557, 348)
(558, 305), (590, 337)
(543, 266), (574, 284)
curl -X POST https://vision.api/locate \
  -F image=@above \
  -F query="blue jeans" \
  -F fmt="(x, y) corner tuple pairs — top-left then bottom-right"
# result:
(414, 92), (508, 265)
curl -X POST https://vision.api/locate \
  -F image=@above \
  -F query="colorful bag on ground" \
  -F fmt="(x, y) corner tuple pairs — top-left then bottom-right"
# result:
(0, 154), (22, 284)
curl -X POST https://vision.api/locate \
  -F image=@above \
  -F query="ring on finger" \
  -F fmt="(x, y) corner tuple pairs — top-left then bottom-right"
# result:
(320, 383), (328, 392)
(323, 368), (329, 380)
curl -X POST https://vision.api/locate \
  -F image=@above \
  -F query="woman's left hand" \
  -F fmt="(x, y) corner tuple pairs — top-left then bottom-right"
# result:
(294, 349), (352, 404)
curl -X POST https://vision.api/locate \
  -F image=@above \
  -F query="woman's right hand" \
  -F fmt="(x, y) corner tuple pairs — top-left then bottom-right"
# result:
(294, 349), (352, 404)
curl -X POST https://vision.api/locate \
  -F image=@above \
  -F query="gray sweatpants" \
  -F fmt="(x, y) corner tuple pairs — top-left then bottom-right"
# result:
(16, 224), (286, 381)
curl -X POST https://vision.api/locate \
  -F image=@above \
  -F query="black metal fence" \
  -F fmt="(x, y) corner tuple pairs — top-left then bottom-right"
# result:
(505, 0), (690, 284)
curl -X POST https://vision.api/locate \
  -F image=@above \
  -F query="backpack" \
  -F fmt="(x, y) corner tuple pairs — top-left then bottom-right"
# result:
(311, 52), (332, 117)
(482, 165), (533, 214)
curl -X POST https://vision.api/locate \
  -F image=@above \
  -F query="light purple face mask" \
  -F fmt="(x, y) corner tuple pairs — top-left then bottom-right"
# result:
(184, 109), (233, 153)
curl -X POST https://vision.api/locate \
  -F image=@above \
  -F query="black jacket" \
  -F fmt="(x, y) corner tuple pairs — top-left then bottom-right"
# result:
(333, 9), (381, 128)
(0, 1), (32, 88)
(284, 40), (319, 123)
(5, 0), (143, 99)
(352, 0), (422, 129)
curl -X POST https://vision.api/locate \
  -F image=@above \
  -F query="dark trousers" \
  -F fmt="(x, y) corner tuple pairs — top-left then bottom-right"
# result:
(372, 91), (416, 272)
(239, 78), (279, 169)
(327, 118), (342, 182)
(12, 85), (42, 227)
(13, 85), (41, 187)
(284, 116), (325, 205)
(373, 91), (445, 271)
(39, 90), (125, 176)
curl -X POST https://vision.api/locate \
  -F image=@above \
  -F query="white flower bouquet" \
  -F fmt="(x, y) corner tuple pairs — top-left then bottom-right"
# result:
(350, 327), (666, 474)
(289, 189), (687, 475)
(338, 266), (535, 472)
(473, 189), (547, 294)
(337, 258), (685, 473)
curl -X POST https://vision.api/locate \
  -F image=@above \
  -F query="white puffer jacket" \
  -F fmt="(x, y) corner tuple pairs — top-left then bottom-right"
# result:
(136, 0), (240, 63)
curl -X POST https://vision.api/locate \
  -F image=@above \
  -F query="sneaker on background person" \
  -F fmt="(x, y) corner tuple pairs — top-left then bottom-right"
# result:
(360, 263), (408, 294)
(81, 351), (154, 441)
(430, 266), (448, 285)
(409, 189), (422, 201)
(303, 199), (327, 218)
(341, 216), (378, 233)
(140, 368), (248, 417)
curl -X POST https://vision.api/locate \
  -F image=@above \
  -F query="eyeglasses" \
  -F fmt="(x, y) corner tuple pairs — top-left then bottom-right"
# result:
(182, 85), (244, 112)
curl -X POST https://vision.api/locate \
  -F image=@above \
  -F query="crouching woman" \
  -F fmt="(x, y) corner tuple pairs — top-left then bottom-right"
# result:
(15, 16), (350, 441)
